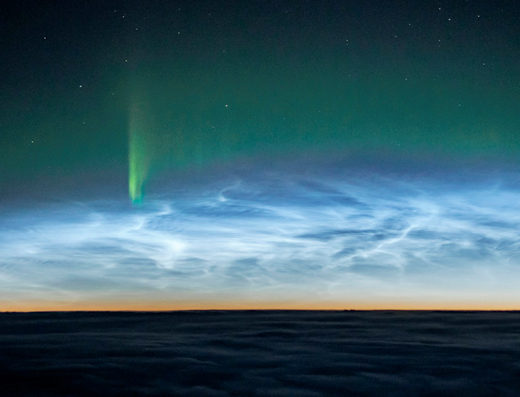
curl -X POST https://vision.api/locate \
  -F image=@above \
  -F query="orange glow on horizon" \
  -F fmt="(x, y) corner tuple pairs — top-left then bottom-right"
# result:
(2, 299), (519, 312)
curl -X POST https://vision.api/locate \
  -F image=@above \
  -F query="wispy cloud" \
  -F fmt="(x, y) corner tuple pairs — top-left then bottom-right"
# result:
(1, 173), (519, 307)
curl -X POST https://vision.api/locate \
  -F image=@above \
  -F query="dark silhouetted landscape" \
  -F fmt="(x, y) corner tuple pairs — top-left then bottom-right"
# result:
(1, 311), (520, 396)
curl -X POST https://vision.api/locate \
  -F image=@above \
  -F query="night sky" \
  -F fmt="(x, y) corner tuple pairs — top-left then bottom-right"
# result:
(1, 0), (520, 310)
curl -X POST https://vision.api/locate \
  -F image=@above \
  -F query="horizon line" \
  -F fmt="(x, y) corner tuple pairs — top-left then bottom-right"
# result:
(2, 308), (520, 314)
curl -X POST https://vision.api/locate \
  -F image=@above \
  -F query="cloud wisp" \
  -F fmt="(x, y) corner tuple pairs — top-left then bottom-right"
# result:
(1, 173), (519, 308)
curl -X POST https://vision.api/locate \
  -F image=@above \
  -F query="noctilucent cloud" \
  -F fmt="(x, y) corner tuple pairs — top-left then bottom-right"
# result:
(1, 1), (520, 309)
(1, 166), (520, 310)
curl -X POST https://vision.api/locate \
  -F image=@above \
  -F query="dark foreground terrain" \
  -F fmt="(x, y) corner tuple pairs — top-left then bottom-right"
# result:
(1, 311), (519, 396)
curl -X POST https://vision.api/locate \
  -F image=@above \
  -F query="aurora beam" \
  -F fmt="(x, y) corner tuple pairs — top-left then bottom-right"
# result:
(128, 103), (149, 204)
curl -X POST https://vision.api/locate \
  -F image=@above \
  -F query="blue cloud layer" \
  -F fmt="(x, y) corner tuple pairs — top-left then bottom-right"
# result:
(1, 172), (519, 307)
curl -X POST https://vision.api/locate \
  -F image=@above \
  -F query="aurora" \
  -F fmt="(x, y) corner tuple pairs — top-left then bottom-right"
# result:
(128, 102), (150, 204)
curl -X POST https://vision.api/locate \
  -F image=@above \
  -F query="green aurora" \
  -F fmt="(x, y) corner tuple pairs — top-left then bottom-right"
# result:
(1, 1), (518, 202)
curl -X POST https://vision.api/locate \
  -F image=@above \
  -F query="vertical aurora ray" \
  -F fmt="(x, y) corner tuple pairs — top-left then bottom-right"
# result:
(128, 103), (149, 204)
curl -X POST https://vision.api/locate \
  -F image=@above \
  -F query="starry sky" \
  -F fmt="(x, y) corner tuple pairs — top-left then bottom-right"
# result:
(1, 0), (520, 310)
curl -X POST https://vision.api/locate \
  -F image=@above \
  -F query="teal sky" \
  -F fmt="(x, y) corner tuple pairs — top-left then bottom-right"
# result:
(2, 1), (519, 195)
(1, 1), (520, 310)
